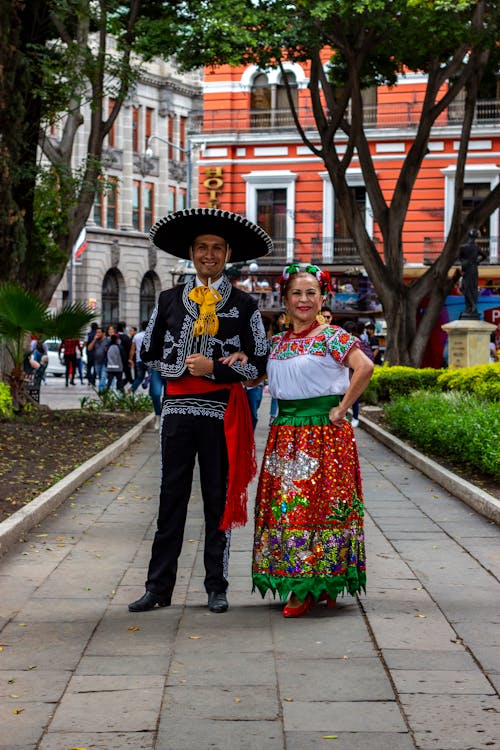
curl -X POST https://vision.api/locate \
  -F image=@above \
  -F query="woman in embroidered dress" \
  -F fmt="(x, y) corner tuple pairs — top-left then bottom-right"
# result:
(252, 264), (374, 617)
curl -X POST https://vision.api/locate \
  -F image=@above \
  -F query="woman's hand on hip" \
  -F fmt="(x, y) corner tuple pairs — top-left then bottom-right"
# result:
(329, 405), (348, 425)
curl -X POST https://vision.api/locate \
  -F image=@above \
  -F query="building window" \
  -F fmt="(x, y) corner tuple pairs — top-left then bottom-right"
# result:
(168, 186), (176, 213)
(102, 269), (120, 329)
(178, 188), (186, 211)
(251, 73), (271, 128)
(145, 107), (153, 151)
(93, 190), (104, 226)
(180, 116), (187, 161)
(106, 178), (118, 229)
(140, 271), (157, 323)
(257, 189), (287, 254)
(462, 183), (491, 243)
(167, 114), (175, 159)
(276, 72), (298, 125)
(144, 182), (154, 232)
(132, 107), (140, 153)
(132, 180), (141, 230)
(362, 86), (377, 125)
(334, 185), (366, 249)
(442, 165), (499, 261)
(244, 171), (298, 261)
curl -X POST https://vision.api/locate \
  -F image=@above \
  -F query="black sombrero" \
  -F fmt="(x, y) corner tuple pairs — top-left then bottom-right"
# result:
(149, 208), (273, 262)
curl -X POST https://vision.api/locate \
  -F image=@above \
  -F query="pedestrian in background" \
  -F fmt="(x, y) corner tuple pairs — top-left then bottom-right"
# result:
(87, 326), (109, 391)
(129, 321), (148, 392)
(252, 263), (373, 617)
(117, 321), (133, 386)
(59, 338), (81, 387)
(85, 322), (98, 386)
(105, 334), (124, 390)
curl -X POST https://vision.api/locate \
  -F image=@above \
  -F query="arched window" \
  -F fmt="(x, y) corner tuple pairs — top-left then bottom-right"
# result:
(102, 270), (120, 329)
(139, 272), (157, 324)
(276, 72), (298, 125)
(251, 73), (271, 128)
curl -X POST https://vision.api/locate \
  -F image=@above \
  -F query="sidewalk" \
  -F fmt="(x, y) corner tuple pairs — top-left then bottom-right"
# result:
(0, 393), (498, 749)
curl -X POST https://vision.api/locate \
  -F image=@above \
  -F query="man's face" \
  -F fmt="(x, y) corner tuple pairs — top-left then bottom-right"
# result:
(190, 234), (231, 285)
(322, 310), (332, 323)
(95, 328), (103, 339)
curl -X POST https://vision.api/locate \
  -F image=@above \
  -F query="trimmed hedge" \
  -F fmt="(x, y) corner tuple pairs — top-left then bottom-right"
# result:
(384, 391), (500, 480)
(0, 382), (13, 419)
(362, 363), (499, 404)
(437, 363), (500, 402)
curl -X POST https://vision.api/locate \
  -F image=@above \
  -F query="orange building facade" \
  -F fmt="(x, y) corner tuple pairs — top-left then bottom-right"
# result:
(192, 60), (500, 300)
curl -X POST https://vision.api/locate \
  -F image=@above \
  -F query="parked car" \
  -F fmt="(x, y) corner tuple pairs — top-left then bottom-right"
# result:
(44, 338), (66, 377)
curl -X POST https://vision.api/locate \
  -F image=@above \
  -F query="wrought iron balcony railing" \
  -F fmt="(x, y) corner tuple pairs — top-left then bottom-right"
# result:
(201, 99), (500, 135)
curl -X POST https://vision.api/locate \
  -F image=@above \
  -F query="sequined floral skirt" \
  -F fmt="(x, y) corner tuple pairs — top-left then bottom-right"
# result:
(252, 415), (366, 603)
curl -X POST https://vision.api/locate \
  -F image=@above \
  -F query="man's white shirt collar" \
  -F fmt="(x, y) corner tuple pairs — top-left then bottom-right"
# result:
(195, 275), (224, 289)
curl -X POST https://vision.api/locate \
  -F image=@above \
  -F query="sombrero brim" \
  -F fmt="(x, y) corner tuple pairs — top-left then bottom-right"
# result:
(149, 208), (273, 262)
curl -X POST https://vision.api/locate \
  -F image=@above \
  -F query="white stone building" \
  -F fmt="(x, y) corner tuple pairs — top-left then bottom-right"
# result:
(53, 58), (202, 329)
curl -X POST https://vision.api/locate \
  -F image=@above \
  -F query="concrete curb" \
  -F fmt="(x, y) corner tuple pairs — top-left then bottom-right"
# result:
(360, 415), (500, 525)
(0, 412), (155, 557)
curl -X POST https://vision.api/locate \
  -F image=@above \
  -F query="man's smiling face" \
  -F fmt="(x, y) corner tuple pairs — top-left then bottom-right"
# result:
(190, 234), (231, 285)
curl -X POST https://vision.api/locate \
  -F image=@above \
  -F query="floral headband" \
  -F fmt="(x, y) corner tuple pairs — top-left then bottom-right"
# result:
(279, 263), (333, 297)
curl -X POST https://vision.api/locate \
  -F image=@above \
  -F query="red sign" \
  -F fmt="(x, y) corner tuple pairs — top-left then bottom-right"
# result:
(484, 306), (500, 326)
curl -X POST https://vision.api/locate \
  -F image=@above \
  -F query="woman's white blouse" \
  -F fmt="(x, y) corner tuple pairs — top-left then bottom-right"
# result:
(267, 326), (358, 401)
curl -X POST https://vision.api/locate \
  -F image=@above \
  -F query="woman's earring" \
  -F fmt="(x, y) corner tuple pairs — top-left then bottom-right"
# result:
(284, 311), (291, 326)
(316, 312), (326, 324)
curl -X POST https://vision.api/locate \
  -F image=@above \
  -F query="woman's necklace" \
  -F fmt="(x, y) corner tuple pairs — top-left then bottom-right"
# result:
(284, 319), (321, 340)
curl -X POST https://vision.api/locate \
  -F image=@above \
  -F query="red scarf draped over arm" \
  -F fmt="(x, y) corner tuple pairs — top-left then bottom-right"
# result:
(167, 376), (257, 530)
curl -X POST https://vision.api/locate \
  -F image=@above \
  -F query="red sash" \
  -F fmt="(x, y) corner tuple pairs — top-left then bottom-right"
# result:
(167, 376), (257, 530)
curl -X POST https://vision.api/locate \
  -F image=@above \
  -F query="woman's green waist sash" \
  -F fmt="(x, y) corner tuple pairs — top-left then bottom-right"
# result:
(273, 394), (341, 426)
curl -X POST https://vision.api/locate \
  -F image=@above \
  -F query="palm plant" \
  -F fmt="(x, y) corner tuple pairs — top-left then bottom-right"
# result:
(0, 282), (95, 409)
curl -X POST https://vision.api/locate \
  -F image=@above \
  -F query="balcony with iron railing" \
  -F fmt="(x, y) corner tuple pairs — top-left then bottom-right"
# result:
(254, 236), (500, 268)
(201, 99), (500, 135)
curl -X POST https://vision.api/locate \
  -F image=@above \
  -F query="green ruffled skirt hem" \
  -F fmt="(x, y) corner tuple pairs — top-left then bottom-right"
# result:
(252, 570), (366, 603)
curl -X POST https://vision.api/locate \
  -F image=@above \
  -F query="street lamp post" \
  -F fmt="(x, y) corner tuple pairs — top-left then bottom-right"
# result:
(146, 134), (192, 208)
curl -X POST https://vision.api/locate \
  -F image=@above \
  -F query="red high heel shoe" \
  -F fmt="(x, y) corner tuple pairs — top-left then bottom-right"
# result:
(317, 591), (337, 607)
(283, 594), (313, 618)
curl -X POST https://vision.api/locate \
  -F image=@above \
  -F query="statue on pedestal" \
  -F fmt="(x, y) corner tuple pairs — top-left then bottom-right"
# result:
(459, 229), (488, 320)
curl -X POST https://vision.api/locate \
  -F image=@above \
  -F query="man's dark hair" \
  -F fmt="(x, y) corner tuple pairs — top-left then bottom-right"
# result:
(141, 320), (148, 331)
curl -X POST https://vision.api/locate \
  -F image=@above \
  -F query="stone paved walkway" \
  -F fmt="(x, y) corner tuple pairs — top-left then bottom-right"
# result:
(0, 395), (498, 749)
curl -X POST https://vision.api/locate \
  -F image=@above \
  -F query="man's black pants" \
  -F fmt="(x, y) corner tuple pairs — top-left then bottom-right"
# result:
(146, 402), (230, 600)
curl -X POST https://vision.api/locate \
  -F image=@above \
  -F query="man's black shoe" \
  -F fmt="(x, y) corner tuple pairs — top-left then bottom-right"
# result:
(128, 591), (170, 612)
(208, 591), (229, 613)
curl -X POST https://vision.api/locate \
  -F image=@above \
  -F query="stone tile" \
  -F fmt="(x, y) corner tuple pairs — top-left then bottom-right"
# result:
(49, 675), (164, 732)
(382, 648), (478, 671)
(0, 669), (71, 701)
(276, 656), (394, 701)
(85, 609), (178, 656)
(157, 718), (283, 749)
(39, 733), (155, 749)
(392, 668), (494, 694)
(168, 650), (276, 687)
(0, 621), (95, 670)
(0, 700), (56, 748)
(400, 694), (500, 749)
(285, 731), (415, 749)
(283, 700), (406, 732)
(75, 654), (171, 676)
(15, 597), (108, 623)
(161, 685), (279, 721)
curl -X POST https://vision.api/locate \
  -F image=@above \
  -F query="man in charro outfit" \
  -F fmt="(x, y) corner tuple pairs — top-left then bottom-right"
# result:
(128, 209), (271, 614)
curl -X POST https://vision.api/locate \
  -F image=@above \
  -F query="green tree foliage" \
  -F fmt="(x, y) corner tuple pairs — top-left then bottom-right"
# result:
(0, 281), (95, 407)
(136, 0), (500, 366)
(0, 0), (157, 303)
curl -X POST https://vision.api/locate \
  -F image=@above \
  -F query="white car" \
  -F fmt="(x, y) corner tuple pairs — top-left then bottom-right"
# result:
(44, 338), (66, 377)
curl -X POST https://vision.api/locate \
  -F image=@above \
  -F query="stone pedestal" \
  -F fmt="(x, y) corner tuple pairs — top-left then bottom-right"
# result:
(441, 319), (496, 368)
